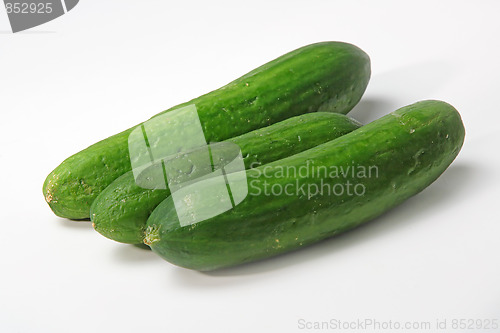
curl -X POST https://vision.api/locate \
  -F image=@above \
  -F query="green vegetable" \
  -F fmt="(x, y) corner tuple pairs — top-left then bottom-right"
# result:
(43, 41), (371, 219)
(91, 112), (362, 244)
(146, 100), (465, 271)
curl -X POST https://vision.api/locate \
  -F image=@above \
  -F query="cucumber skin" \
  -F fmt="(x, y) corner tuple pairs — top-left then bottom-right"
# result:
(90, 113), (362, 244)
(146, 100), (465, 271)
(43, 41), (371, 219)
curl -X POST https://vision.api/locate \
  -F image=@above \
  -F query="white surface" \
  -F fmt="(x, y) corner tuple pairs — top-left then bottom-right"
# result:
(1, 1), (499, 332)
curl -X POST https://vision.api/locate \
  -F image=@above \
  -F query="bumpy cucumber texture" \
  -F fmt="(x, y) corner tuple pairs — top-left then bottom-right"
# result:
(146, 100), (465, 271)
(43, 41), (371, 219)
(91, 112), (361, 244)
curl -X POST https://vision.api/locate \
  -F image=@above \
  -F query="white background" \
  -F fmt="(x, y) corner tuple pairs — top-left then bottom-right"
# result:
(1, 1), (499, 332)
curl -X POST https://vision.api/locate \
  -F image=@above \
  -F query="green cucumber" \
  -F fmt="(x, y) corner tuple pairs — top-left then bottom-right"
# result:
(43, 41), (371, 219)
(91, 112), (362, 244)
(146, 100), (465, 271)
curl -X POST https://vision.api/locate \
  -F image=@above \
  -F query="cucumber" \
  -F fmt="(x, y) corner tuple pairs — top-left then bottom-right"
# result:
(91, 112), (362, 244)
(145, 100), (465, 271)
(43, 41), (371, 219)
